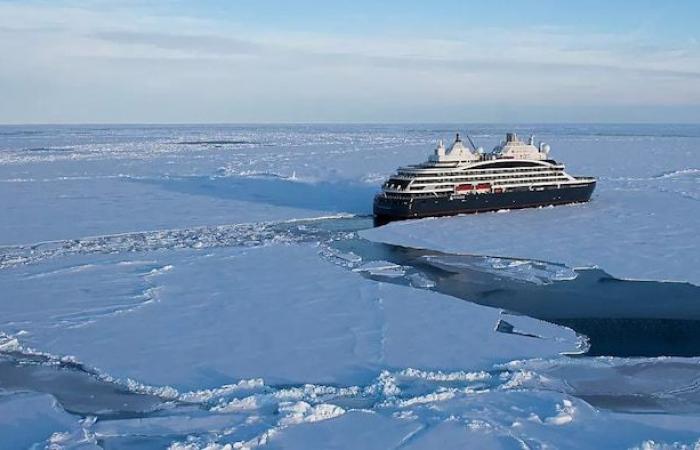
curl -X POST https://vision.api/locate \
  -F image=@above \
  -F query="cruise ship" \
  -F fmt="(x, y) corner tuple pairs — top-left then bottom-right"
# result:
(374, 132), (596, 225)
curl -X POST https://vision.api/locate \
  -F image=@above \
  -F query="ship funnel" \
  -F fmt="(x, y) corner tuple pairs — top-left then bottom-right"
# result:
(529, 135), (535, 145)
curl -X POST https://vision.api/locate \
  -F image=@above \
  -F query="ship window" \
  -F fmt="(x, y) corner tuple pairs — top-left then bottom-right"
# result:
(476, 161), (543, 169)
(387, 178), (411, 189)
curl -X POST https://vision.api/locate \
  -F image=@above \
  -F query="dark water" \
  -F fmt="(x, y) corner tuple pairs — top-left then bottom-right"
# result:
(0, 353), (165, 420)
(329, 231), (700, 357)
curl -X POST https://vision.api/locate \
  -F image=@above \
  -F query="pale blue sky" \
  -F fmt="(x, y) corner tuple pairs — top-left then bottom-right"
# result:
(0, 0), (699, 123)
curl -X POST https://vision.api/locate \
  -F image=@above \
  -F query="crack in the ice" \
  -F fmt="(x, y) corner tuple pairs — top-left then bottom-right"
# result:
(393, 423), (427, 449)
(0, 215), (357, 269)
(1, 336), (530, 448)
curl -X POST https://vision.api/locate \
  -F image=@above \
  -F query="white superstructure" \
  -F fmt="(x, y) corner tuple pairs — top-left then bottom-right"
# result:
(429, 134), (480, 163)
(382, 133), (593, 198)
(494, 133), (550, 160)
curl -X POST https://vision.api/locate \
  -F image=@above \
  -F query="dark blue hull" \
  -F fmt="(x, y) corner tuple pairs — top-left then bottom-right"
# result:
(374, 182), (596, 226)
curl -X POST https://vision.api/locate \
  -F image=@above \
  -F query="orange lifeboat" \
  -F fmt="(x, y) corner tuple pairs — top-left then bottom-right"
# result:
(455, 184), (474, 193)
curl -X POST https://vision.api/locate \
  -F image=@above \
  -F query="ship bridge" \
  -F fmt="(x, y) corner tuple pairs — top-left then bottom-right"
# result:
(429, 134), (480, 163)
(493, 133), (550, 160)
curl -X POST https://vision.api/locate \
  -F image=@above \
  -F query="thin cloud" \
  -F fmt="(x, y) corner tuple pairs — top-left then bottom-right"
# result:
(91, 30), (264, 56)
(0, 1), (698, 122)
(79, 27), (700, 82)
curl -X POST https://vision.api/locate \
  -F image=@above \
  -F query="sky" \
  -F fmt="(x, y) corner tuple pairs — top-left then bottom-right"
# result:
(0, 0), (699, 124)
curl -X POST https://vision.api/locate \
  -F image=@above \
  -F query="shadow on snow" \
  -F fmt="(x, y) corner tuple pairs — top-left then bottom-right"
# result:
(131, 175), (378, 215)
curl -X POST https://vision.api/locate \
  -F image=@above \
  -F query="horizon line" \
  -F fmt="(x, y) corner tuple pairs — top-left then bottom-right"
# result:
(2, 121), (700, 127)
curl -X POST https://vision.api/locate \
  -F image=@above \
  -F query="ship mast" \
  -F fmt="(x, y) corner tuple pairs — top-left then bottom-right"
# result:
(465, 133), (479, 152)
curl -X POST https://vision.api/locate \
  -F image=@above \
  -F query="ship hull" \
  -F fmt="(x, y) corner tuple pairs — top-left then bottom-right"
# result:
(373, 181), (596, 226)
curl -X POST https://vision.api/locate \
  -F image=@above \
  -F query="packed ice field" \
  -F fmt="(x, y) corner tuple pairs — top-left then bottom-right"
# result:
(0, 124), (699, 449)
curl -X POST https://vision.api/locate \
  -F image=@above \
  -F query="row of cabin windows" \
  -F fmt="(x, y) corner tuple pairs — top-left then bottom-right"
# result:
(383, 181), (566, 199)
(386, 170), (570, 191)
(399, 172), (559, 181)
(410, 173), (566, 186)
(412, 179), (568, 190)
(497, 177), (569, 186)
(399, 167), (558, 178)
(407, 176), (568, 191)
(410, 173), (564, 184)
(383, 179), (411, 190)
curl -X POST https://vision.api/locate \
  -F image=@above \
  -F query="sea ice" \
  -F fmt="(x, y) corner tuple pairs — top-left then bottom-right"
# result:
(0, 243), (579, 390)
(0, 392), (89, 449)
(1, 124), (699, 448)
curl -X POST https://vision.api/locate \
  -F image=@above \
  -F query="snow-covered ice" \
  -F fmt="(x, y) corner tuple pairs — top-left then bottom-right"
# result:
(0, 243), (579, 389)
(0, 392), (91, 449)
(1, 124), (700, 448)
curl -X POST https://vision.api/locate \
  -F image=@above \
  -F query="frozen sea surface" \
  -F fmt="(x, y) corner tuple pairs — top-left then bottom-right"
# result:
(1, 124), (699, 448)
